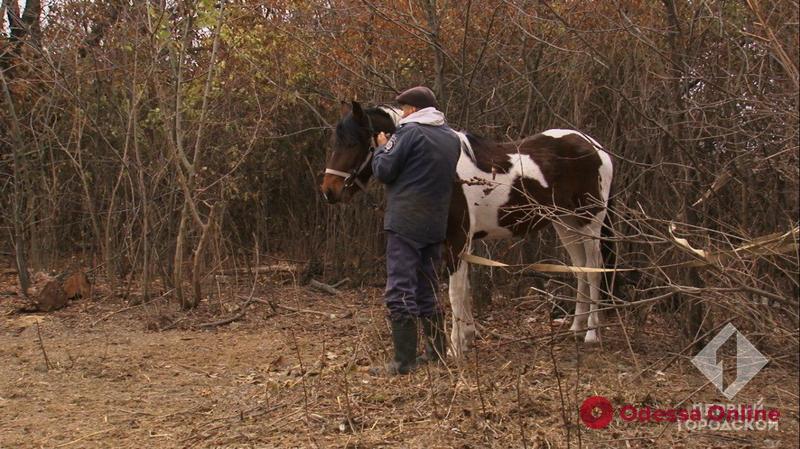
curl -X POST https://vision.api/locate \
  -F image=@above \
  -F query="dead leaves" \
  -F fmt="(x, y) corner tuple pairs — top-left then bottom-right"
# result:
(27, 270), (93, 313)
(63, 271), (92, 300)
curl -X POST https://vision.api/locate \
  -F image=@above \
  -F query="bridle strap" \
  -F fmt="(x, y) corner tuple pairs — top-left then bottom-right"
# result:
(350, 149), (374, 190)
(324, 168), (351, 179)
(324, 114), (380, 192)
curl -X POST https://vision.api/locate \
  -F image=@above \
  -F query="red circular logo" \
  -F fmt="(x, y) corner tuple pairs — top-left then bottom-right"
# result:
(580, 396), (614, 429)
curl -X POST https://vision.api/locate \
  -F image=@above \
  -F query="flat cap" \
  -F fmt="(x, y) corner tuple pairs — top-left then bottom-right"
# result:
(395, 86), (438, 109)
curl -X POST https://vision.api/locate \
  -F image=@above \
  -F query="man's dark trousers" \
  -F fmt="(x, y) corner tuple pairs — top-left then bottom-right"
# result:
(384, 231), (441, 319)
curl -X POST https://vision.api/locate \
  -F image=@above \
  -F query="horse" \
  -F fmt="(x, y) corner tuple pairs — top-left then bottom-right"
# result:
(321, 101), (614, 358)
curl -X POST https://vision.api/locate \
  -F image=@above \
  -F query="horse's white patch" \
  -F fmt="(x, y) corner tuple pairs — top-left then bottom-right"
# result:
(597, 149), (613, 203)
(541, 128), (605, 151)
(540, 129), (576, 139)
(454, 131), (476, 162)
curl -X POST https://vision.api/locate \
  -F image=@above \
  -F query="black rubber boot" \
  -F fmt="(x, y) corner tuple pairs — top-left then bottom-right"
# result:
(371, 317), (418, 375)
(418, 313), (447, 364)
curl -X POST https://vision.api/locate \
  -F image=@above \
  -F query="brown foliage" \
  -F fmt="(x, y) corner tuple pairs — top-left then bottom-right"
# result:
(0, 0), (796, 343)
(34, 280), (67, 312)
(63, 270), (91, 300)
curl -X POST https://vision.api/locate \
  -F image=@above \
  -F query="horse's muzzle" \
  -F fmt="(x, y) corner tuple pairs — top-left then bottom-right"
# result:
(320, 178), (342, 204)
(321, 188), (338, 204)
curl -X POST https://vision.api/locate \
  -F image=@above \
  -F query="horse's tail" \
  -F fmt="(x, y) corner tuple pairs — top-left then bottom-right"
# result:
(601, 191), (627, 302)
(600, 192), (641, 301)
(601, 203), (616, 296)
(600, 192), (614, 291)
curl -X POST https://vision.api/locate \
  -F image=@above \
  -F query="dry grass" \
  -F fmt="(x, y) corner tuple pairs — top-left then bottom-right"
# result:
(1, 267), (797, 449)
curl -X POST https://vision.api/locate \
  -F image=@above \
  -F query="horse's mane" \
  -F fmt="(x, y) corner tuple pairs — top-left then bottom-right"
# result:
(335, 114), (363, 146)
(372, 104), (401, 115)
(460, 132), (515, 173)
(463, 132), (489, 148)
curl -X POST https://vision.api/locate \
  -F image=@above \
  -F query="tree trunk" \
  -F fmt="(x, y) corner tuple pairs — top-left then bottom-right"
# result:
(422, 0), (445, 103)
(662, 0), (706, 346)
(1, 66), (31, 295)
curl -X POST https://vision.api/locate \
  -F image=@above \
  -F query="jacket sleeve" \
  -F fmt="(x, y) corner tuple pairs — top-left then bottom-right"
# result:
(371, 127), (415, 184)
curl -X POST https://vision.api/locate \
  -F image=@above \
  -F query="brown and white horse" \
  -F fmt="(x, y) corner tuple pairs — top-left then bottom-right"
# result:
(321, 102), (614, 357)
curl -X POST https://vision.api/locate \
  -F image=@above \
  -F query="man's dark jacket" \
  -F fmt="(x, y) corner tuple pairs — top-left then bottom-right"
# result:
(372, 112), (461, 245)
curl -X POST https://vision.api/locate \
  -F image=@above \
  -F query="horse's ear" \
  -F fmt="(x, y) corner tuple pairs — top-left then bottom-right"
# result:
(351, 101), (366, 125)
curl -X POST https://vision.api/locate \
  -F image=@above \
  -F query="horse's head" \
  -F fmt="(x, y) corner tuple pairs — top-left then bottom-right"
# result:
(321, 101), (400, 203)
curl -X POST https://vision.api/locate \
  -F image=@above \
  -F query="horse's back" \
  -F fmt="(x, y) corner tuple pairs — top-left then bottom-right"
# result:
(524, 129), (613, 202)
(454, 128), (612, 239)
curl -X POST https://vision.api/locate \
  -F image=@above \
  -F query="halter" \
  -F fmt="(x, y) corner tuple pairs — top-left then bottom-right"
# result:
(324, 113), (379, 192)
(324, 147), (374, 191)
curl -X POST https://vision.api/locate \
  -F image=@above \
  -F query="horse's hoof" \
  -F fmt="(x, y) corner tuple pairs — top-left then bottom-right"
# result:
(584, 329), (601, 344)
(570, 331), (587, 343)
(569, 320), (588, 333)
(449, 339), (470, 359)
(451, 324), (476, 358)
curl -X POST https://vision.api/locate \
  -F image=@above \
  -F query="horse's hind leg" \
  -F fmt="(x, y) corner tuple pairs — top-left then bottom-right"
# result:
(582, 221), (604, 344)
(553, 223), (589, 335)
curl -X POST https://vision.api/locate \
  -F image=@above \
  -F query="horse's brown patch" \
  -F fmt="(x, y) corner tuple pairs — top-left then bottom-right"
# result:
(498, 177), (557, 234)
(468, 135), (514, 174)
(444, 182), (470, 273)
(472, 230), (488, 240)
(495, 134), (604, 235)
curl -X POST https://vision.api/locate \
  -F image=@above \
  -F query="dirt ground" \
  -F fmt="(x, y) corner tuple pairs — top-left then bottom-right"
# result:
(1, 269), (798, 449)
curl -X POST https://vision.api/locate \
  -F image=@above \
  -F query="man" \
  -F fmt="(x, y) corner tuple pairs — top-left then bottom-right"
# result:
(371, 86), (461, 375)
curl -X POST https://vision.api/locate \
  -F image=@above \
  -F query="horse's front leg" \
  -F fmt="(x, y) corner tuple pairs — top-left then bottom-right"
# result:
(448, 260), (475, 358)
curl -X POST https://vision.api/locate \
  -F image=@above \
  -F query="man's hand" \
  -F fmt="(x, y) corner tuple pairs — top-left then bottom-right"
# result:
(376, 132), (390, 146)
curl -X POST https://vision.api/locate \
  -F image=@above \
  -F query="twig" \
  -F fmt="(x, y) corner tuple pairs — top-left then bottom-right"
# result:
(290, 329), (311, 426)
(53, 429), (114, 447)
(634, 319), (733, 380)
(245, 297), (343, 318)
(492, 323), (625, 347)
(549, 318), (571, 448)
(90, 289), (173, 327)
(198, 298), (255, 329)
(160, 317), (186, 331)
(199, 229), (263, 329)
(216, 264), (299, 275)
(309, 279), (341, 295)
(574, 328), (584, 449)
(516, 368), (529, 449)
(331, 277), (351, 288)
(341, 368), (356, 433)
(276, 303), (344, 318)
(35, 321), (51, 371)
(472, 346), (491, 443)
